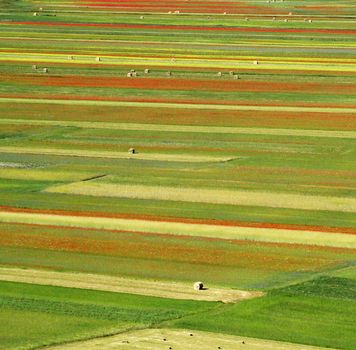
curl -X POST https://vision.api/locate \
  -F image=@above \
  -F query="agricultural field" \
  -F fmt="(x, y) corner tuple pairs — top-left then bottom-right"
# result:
(0, 0), (355, 349)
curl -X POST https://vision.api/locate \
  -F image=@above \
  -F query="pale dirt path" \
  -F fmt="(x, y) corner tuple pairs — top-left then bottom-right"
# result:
(0, 146), (232, 163)
(0, 267), (263, 303)
(44, 328), (336, 350)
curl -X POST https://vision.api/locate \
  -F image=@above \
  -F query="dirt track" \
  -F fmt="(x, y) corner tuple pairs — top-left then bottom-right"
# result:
(0, 267), (263, 303)
(44, 328), (336, 350)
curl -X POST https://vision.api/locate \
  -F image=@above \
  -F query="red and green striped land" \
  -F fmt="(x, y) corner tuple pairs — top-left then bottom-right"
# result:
(0, 1), (355, 349)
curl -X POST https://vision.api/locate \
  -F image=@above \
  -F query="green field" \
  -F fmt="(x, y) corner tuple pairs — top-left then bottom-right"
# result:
(170, 277), (356, 350)
(0, 280), (216, 349)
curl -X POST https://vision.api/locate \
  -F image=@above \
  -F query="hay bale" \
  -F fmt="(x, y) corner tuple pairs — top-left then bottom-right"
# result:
(253, 60), (259, 65)
(128, 147), (136, 154)
(217, 71), (222, 77)
(284, 19), (288, 22)
(33, 12), (38, 16)
(32, 64), (37, 70)
(127, 72), (133, 78)
(144, 68), (150, 74)
(229, 71), (234, 76)
(166, 71), (172, 77)
(140, 15), (144, 20)
(193, 281), (204, 290)
(43, 68), (48, 73)
(234, 75), (240, 80)
(95, 56), (101, 62)
(68, 55), (73, 60)
(309, 19), (313, 23)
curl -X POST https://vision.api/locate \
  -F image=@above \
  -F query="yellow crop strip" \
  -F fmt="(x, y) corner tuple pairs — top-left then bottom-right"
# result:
(0, 211), (354, 248)
(44, 182), (356, 214)
(0, 52), (356, 72)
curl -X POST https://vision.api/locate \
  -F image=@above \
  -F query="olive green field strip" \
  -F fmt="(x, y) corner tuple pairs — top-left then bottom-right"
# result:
(1, 35), (356, 50)
(45, 183), (356, 214)
(1, 52), (356, 72)
(0, 146), (232, 163)
(1, 97), (355, 114)
(0, 211), (355, 248)
(45, 328), (336, 350)
(0, 168), (97, 181)
(0, 267), (263, 303)
(1, 118), (355, 139)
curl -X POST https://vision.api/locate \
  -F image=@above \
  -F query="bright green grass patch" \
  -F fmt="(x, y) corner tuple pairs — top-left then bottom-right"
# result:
(328, 266), (356, 280)
(0, 280), (216, 350)
(170, 277), (356, 350)
(272, 276), (356, 300)
(0, 308), (120, 350)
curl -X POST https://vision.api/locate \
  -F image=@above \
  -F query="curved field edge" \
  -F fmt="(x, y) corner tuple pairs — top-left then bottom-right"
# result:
(44, 328), (337, 350)
(0, 267), (263, 303)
